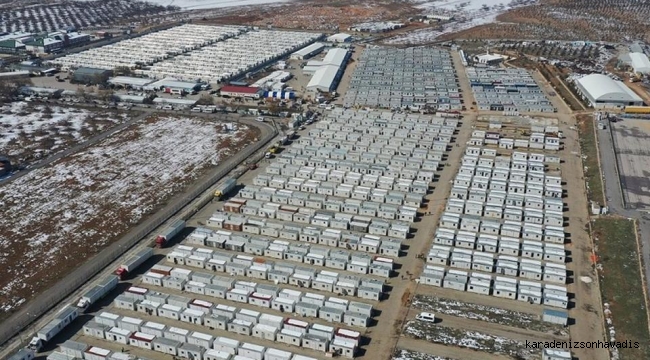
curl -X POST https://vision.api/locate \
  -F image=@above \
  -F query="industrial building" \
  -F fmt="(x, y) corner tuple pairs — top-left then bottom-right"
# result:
(628, 52), (650, 74)
(467, 68), (555, 113)
(473, 53), (504, 66)
(71, 67), (113, 85)
(305, 48), (351, 95)
(349, 22), (405, 33)
(108, 76), (156, 90)
(290, 43), (325, 60)
(343, 47), (460, 111)
(574, 74), (643, 109)
(220, 85), (263, 99)
(327, 34), (352, 43)
(143, 78), (202, 93)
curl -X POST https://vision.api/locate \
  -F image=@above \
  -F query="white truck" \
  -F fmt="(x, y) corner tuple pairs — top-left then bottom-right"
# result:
(76, 275), (118, 310)
(28, 305), (79, 351)
(115, 247), (154, 280)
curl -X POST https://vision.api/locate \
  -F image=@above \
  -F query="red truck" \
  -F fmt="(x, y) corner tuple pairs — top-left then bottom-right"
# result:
(155, 219), (186, 248)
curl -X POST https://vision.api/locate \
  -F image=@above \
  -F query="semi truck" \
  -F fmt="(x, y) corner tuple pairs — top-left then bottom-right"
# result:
(115, 247), (154, 280)
(76, 275), (118, 310)
(28, 305), (79, 351)
(213, 178), (237, 200)
(155, 219), (185, 248)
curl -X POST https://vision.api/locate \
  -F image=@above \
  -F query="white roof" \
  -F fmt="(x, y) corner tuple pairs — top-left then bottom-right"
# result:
(307, 65), (340, 91)
(327, 33), (351, 42)
(292, 42), (325, 57)
(87, 347), (111, 356)
(323, 48), (348, 67)
(629, 52), (650, 73)
(576, 74), (642, 103)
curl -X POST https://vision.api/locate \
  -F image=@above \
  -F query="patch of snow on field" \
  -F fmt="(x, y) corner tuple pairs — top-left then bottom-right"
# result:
(0, 102), (129, 164)
(386, 0), (536, 44)
(0, 116), (253, 313)
(77, 0), (290, 10)
(392, 349), (454, 360)
(405, 320), (540, 360)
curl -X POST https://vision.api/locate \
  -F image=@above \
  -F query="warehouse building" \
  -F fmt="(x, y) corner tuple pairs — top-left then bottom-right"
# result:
(108, 76), (156, 90)
(628, 52), (650, 74)
(0, 39), (26, 54)
(24, 38), (63, 54)
(305, 48), (350, 95)
(144, 78), (201, 93)
(575, 74), (643, 108)
(327, 33), (352, 43)
(72, 67), (113, 85)
(473, 53), (504, 66)
(219, 85), (263, 99)
(290, 42), (325, 60)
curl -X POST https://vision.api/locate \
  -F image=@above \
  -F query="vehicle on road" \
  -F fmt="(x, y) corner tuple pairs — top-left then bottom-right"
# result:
(155, 219), (185, 248)
(213, 177), (237, 200)
(115, 247), (154, 280)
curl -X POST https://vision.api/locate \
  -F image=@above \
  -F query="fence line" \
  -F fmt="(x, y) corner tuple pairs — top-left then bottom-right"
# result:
(0, 123), (277, 349)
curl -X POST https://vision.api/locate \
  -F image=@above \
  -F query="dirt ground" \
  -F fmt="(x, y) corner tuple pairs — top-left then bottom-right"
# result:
(196, 0), (419, 31)
(440, 0), (650, 42)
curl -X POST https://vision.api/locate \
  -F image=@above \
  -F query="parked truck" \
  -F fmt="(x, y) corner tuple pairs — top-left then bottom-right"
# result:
(115, 247), (154, 280)
(155, 219), (185, 248)
(76, 275), (118, 310)
(28, 305), (79, 351)
(213, 177), (237, 200)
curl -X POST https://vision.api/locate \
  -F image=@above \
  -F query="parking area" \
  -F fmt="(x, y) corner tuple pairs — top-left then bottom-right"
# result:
(610, 119), (650, 209)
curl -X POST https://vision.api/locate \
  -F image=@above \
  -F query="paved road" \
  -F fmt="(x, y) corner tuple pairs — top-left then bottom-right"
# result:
(0, 115), (276, 358)
(596, 121), (650, 292)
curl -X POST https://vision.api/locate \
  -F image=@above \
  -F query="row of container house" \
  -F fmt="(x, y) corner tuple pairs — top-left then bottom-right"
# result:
(101, 286), (363, 358)
(155, 248), (384, 302)
(183, 229), (396, 277)
(205, 211), (404, 256)
(421, 147), (569, 308)
(469, 129), (560, 151)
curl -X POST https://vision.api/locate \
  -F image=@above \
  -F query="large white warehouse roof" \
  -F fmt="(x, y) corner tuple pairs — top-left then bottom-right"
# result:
(629, 52), (650, 74)
(576, 74), (642, 104)
(322, 48), (348, 67)
(307, 65), (339, 92)
(292, 42), (325, 57)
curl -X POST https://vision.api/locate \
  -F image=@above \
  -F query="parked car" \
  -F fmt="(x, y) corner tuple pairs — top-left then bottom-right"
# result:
(416, 312), (436, 323)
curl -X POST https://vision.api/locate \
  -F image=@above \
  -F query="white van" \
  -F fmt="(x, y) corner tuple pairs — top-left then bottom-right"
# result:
(416, 312), (436, 323)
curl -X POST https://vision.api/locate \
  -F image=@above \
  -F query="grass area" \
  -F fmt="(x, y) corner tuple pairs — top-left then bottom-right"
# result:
(576, 114), (605, 206)
(593, 218), (650, 359)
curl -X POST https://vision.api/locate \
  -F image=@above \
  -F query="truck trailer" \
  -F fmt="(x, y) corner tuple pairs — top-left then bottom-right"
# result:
(28, 305), (79, 351)
(76, 275), (118, 310)
(214, 178), (237, 200)
(155, 219), (185, 248)
(115, 247), (154, 280)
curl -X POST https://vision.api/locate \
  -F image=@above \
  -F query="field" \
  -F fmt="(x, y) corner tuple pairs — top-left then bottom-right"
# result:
(411, 295), (567, 335)
(404, 320), (540, 360)
(592, 218), (650, 360)
(0, 0), (176, 33)
(0, 102), (131, 167)
(384, 0), (534, 44)
(440, 0), (650, 42)
(199, 0), (419, 31)
(392, 349), (454, 360)
(576, 114), (604, 206)
(0, 115), (257, 316)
